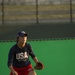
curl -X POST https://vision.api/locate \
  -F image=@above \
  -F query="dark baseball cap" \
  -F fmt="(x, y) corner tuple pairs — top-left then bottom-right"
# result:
(17, 31), (27, 37)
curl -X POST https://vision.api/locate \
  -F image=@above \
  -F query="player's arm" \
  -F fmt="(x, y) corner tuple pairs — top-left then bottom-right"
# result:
(28, 44), (39, 63)
(9, 66), (18, 75)
(7, 48), (18, 75)
(28, 44), (44, 70)
(33, 57), (39, 64)
(9, 66), (15, 73)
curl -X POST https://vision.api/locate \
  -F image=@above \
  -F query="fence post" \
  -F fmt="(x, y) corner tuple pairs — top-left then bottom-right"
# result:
(2, 0), (4, 25)
(70, 0), (72, 23)
(36, 0), (39, 24)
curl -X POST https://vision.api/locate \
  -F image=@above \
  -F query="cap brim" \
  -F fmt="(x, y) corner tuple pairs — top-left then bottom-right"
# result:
(20, 34), (27, 37)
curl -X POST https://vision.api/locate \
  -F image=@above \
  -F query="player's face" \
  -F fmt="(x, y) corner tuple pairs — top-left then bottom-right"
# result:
(18, 36), (27, 44)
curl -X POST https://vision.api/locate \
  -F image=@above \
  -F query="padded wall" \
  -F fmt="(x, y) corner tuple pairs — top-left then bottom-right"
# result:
(0, 39), (75, 75)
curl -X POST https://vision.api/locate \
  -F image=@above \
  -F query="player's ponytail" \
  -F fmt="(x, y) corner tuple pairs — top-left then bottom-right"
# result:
(17, 37), (19, 43)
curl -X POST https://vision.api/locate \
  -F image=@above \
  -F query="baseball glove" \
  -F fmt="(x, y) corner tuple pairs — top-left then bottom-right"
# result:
(34, 62), (44, 70)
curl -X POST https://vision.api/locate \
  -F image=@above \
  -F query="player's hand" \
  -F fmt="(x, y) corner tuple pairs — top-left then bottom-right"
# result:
(12, 71), (18, 75)
(34, 62), (44, 70)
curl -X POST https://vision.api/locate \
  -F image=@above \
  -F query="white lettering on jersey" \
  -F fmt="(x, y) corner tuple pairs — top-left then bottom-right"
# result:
(16, 52), (28, 61)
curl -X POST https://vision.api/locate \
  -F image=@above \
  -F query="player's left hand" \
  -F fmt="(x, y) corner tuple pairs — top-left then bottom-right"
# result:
(34, 62), (44, 70)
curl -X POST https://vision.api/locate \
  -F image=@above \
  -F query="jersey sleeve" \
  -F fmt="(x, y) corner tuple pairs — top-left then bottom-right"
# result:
(27, 44), (36, 58)
(7, 47), (14, 67)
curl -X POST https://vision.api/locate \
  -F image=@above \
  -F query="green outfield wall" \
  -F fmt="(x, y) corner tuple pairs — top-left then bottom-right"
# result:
(0, 39), (75, 75)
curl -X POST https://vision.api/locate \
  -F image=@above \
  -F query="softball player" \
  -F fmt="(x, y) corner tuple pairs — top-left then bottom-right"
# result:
(7, 31), (39, 75)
